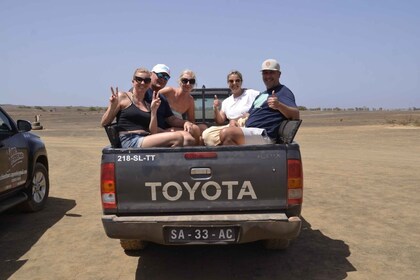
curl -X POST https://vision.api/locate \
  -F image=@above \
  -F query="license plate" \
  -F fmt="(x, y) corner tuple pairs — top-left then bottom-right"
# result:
(164, 226), (239, 244)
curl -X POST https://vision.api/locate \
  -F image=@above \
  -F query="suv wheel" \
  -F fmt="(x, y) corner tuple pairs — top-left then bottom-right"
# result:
(21, 163), (49, 212)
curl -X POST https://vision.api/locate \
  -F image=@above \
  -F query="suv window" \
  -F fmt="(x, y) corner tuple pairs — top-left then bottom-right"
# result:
(0, 110), (13, 132)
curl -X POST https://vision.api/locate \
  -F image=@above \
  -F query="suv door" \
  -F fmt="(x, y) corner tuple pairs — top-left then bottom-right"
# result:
(0, 109), (29, 194)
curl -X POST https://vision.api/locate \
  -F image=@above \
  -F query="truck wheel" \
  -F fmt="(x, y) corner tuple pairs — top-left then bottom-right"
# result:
(21, 163), (49, 212)
(263, 239), (290, 250)
(120, 239), (147, 251)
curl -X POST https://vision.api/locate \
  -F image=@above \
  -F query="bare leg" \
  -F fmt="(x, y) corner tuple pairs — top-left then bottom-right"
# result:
(141, 132), (184, 147)
(197, 123), (208, 145)
(165, 124), (201, 146)
(220, 127), (245, 145)
(190, 124), (202, 145)
(197, 123), (208, 133)
(178, 131), (197, 146)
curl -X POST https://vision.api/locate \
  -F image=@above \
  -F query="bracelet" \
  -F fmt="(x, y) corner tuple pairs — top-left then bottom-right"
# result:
(213, 106), (218, 111)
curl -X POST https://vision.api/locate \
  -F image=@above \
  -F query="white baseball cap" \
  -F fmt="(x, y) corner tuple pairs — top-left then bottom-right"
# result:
(152, 64), (171, 76)
(261, 59), (280, 72)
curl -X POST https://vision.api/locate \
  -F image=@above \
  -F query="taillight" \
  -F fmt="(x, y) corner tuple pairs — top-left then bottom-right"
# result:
(287, 159), (303, 205)
(101, 162), (116, 209)
(184, 152), (218, 159)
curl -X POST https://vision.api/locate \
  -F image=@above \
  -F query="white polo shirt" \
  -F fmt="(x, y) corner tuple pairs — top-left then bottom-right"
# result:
(221, 89), (260, 120)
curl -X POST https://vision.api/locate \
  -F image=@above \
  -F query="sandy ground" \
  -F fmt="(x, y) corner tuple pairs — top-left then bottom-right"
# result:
(0, 106), (419, 280)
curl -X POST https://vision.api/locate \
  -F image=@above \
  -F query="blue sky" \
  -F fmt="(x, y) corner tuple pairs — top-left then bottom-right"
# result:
(1, 0), (419, 109)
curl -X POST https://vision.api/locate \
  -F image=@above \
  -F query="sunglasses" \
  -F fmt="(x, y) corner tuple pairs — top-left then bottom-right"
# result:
(134, 76), (151, 84)
(228, 79), (242, 84)
(181, 78), (196, 85)
(155, 72), (170, 81)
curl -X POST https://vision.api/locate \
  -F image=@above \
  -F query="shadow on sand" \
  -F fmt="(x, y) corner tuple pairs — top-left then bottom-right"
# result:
(0, 197), (76, 280)
(130, 217), (355, 280)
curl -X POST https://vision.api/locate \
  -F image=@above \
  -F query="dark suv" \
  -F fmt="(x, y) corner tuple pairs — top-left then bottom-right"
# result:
(0, 106), (49, 213)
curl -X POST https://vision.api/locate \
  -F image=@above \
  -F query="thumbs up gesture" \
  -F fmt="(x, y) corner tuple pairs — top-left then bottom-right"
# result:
(267, 90), (279, 110)
(213, 95), (221, 110)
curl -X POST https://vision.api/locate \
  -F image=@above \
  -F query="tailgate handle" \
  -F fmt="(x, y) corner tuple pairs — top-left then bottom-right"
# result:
(190, 168), (212, 180)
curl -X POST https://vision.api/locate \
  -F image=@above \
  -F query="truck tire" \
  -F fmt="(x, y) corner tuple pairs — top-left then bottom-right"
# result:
(263, 239), (290, 250)
(120, 239), (147, 251)
(21, 163), (49, 212)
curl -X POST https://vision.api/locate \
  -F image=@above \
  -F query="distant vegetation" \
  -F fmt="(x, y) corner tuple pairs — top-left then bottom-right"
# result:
(10, 105), (106, 113)
(301, 106), (420, 112)
(17, 105), (46, 111)
(88, 106), (104, 111)
(6, 104), (419, 112)
(34, 106), (46, 111)
(299, 106), (420, 127)
(5, 104), (419, 127)
(385, 116), (420, 127)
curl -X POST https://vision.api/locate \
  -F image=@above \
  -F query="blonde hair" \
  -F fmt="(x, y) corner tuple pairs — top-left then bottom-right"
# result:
(178, 69), (197, 85)
(132, 67), (151, 79)
(226, 70), (243, 83)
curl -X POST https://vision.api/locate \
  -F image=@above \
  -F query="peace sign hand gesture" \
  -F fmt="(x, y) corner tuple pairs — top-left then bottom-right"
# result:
(151, 91), (161, 113)
(109, 86), (119, 107)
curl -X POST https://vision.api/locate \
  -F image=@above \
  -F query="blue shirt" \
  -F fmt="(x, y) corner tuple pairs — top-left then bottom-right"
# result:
(245, 84), (297, 139)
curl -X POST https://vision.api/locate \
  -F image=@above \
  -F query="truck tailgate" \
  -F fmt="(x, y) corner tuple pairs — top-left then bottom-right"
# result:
(104, 145), (290, 214)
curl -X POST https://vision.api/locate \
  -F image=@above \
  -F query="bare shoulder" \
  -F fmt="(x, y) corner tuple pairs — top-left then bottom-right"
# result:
(118, 91), (131, 108)
(159, 86), (176, 96)
(117, 90), (127, 97)
(117, 91), (130, 100)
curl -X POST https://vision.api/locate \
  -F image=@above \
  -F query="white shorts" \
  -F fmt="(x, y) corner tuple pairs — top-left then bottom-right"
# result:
(240, 127), (275, 145)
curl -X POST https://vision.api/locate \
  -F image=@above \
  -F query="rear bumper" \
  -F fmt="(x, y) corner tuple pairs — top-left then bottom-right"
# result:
(102, 213), (301, 245)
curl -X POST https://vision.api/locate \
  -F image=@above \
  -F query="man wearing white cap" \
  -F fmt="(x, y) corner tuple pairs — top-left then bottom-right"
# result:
(220, 58), (300, 145)
(145, 64), (200, 145)
(150, 64), (171, 92)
